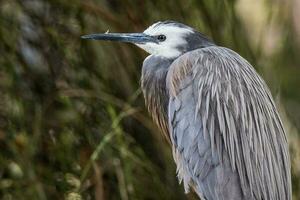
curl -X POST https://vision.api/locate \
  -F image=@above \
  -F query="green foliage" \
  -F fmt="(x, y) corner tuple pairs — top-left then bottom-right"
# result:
(0, 0), (299, 199)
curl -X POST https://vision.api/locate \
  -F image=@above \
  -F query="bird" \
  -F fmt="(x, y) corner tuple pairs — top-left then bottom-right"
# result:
(82, 20), (292, 200)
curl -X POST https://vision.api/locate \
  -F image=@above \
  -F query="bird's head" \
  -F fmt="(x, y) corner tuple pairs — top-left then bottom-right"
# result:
(82, 20), (214, 59)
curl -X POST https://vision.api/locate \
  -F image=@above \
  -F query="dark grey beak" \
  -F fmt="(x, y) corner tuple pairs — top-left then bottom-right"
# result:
(81, 33), (157, 44)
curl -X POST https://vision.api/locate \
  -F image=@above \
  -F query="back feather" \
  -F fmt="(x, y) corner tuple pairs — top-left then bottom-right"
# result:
(167, 46), (291, 199)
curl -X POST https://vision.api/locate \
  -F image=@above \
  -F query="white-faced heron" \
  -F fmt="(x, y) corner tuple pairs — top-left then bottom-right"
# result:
(82, 21), (292, 200)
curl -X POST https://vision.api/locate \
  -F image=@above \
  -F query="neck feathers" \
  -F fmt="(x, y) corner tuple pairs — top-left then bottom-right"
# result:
(141, 56), (173, 142)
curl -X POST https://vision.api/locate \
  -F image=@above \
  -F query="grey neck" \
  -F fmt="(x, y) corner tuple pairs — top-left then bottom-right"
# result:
(179, 31), (215, 55)
(141, 56), (173, 141)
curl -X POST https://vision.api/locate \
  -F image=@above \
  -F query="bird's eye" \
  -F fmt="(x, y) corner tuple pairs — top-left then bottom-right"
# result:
(157, 35), (166, 42)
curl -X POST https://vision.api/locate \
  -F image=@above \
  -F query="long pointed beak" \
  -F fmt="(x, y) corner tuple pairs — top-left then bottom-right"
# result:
(81, 32), (157, 44)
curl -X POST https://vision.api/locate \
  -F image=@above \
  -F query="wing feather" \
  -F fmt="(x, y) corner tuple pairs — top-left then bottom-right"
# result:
(167, 46), (291, 199)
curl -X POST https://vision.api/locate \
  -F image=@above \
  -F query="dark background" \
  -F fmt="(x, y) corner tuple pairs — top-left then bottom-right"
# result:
(0, 0), (299, 199)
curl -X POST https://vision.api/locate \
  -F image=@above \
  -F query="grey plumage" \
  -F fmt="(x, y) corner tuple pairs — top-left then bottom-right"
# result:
(167, 47), (291, 199)
(82, 20), (292, 200)
(141, 56), (172, 143)
(142, 46), (291, 199)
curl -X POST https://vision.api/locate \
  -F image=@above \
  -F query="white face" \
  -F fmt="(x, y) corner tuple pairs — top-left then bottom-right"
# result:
(136, 22), (194, 58)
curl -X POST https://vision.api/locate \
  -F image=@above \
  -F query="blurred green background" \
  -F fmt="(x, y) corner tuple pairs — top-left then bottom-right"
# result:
(0, 0), (299, 199)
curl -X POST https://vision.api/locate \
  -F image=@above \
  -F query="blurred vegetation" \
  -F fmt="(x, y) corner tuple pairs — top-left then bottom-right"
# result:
(0, 0), (299, 199)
